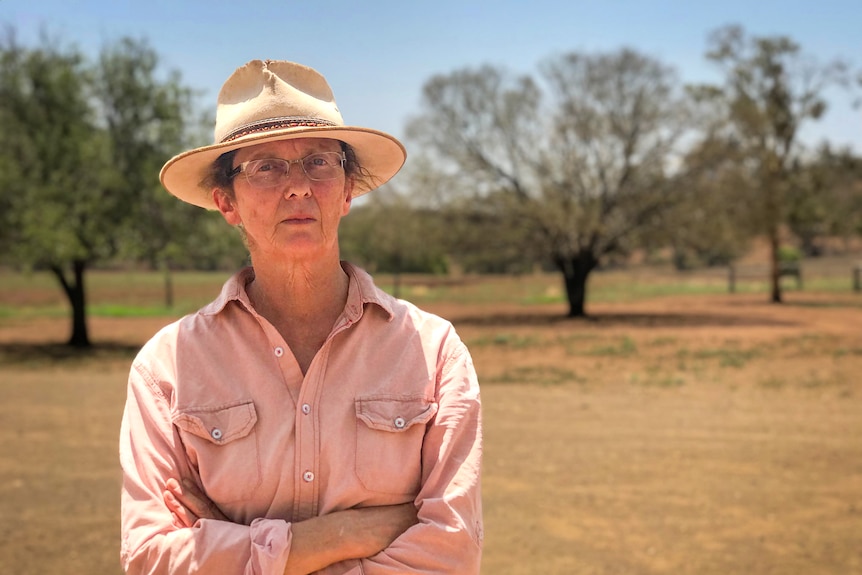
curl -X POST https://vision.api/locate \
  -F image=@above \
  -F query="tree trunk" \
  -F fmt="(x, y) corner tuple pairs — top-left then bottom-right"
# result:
(163, 263), (174, 309)
(556, 252), (598, 318)
(768, 229), (782, 304)
(392, 251), (403, 299)
(50, 260), (91, 348)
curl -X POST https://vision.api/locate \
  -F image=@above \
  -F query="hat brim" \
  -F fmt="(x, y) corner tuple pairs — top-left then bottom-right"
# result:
(160, 126), (406, 210)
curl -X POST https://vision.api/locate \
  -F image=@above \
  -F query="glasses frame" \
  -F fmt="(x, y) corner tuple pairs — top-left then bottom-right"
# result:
(228, 151), (347, 187)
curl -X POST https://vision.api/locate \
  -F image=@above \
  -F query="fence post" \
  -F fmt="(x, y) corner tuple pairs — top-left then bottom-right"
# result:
(728, 265), (736, 294)
(854, 265), (861, 293)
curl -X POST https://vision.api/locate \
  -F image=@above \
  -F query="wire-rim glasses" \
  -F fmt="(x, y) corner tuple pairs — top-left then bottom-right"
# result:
(228, 152), (346, 188)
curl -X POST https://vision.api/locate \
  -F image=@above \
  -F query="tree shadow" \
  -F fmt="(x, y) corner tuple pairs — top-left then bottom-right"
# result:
(0, 342), (141, 367)
(450, 310), (800, 329)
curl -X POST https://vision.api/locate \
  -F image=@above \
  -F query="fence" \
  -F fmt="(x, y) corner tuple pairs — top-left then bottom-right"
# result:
(725, 259), (862, 294)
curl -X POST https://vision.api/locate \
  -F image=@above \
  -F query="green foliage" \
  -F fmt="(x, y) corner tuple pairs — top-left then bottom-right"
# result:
(778, 245), (802, 262)
(787, 146), (862, 254)
(0, 30), (241, 344)
(340, 188), (450, 274)
(0, 32), (110, 267)
(692, 24), (857, 302)
(92, 37), (246, 270)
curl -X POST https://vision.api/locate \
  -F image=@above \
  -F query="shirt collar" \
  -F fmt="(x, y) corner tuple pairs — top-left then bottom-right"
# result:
(197, 267), (252, 316)
(200, 263), (394, 321)
(341, 261), (395, 322)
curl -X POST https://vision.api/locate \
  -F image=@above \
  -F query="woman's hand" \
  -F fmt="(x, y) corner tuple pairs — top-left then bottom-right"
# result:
(346, 503), (419, 555)
(163, 477), (229, 527)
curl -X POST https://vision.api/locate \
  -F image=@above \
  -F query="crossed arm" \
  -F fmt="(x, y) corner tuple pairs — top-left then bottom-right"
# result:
(163, 478), (417, 575)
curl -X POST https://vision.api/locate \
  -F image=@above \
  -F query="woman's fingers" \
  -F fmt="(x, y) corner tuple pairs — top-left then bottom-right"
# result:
(163, 477), (228, 524)
(164, 486), (198, 527)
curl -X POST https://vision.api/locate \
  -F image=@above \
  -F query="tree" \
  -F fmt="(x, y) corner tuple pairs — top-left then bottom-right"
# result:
(0, 32), (208, 346)
(93, 37), (245, 306)
(340, 184), (450, 296)
(661, 90), (756, 269)
(787, 145), (862, 255)
(692, 24), (855, 302)
(406, 49), (687, 316)
(0, 31), (109, 347)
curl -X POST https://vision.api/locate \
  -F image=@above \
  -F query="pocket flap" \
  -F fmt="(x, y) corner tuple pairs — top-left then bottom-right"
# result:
(355, 395), (438, 432)
(173, 400), (257, 444)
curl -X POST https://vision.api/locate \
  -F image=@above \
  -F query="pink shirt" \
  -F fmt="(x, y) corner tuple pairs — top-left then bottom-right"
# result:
(119, 264), (483, 574)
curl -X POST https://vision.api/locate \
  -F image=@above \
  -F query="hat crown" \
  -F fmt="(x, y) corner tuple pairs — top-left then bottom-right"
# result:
(214, 60), (344, 143)
(160, 58), (406, 209)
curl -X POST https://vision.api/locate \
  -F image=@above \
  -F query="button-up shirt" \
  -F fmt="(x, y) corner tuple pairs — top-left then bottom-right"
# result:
(119, 264), (483, 574)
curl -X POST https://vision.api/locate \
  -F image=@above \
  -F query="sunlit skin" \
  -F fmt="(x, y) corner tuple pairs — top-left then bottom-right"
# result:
(212, 138), (355, 374)
(213, 137), (353, 265)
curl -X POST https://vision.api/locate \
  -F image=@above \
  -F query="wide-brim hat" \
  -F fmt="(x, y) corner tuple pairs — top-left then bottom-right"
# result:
(160, 59), (406, 209)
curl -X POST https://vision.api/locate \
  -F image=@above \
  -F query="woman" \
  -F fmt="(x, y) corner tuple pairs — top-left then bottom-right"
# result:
(119, 60), (483, 574)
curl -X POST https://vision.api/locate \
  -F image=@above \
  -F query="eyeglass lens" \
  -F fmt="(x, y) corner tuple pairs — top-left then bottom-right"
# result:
(242, 152), (344, 187)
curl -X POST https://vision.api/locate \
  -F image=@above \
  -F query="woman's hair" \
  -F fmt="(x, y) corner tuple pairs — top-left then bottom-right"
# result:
(203, 141), (373, 200)
(204, 149), (239, 196)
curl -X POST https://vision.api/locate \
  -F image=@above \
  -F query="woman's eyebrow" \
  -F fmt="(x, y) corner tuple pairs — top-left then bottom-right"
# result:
(243, 149), (326, 161)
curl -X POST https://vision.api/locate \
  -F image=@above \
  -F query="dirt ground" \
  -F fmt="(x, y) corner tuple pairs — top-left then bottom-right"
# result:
(1, 291), (861, 574)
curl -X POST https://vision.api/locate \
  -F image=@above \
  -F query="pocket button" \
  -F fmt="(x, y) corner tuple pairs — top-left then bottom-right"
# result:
(394, 417), (406, 429)
(211, 428), (223, 441)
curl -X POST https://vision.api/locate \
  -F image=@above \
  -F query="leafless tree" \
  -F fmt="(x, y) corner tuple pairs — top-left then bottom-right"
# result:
(406, 49), (688, 316)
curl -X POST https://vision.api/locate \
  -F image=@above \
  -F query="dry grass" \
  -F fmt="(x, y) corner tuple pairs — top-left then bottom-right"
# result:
(1, 270), (861, 574)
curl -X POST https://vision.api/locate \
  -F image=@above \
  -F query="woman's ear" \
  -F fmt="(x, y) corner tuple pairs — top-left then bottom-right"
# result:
(342, 179), (354, 216)
(213, 188), (242, 226)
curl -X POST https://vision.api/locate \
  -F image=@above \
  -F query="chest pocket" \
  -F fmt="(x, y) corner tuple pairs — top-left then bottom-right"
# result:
(355, 395), (438, 495)
(173, 400), (261, 504)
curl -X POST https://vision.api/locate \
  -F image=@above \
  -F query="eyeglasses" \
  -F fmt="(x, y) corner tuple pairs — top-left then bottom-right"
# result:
(228, 152), (346, 188)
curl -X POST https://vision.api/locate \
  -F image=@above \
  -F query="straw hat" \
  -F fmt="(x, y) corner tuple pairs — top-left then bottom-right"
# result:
(160, 59), (406, 209)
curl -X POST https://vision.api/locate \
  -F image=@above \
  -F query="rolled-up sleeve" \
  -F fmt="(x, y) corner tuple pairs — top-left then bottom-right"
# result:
(361, 341), (483, 574)
(119, 361), (292, 575)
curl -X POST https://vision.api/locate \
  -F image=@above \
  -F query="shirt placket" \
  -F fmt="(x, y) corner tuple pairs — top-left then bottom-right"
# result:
(292, 307), (361, 521)
(293, 348), (325, 521)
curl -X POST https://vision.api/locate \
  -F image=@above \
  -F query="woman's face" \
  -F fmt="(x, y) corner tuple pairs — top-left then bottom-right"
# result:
(212, 138), (353, 263)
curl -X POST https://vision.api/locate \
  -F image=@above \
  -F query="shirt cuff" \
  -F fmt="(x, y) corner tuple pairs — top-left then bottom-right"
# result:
(248, 517), (292, 575)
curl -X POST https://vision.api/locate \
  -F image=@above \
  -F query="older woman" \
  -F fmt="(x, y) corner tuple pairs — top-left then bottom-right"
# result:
(119, 60), (483, 574)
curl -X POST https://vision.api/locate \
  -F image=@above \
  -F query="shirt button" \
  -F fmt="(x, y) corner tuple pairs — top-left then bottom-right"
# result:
(211, 428), (223, 440)
(303, 471), (315, 483)
(274, 346), (284, 357)
(301, 403), (311, 415)
(394, 417), (406, 429)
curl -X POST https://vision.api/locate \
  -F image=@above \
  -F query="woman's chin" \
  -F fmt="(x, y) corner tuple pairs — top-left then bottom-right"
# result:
(272, 238), (333, 261)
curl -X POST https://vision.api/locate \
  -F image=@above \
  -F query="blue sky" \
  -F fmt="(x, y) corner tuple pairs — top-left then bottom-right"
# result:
(3, 0), (861, 152)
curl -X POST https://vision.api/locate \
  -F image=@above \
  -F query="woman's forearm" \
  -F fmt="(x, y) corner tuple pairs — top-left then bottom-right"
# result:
(284, 503), (418, 575)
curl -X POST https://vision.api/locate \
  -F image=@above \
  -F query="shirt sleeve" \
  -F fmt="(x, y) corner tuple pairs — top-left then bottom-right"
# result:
(360, 338), (484, 574)
(119, 361), (292, 575)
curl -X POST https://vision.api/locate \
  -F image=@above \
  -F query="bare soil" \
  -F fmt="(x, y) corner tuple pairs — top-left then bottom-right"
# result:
(1, 291), (861, 574)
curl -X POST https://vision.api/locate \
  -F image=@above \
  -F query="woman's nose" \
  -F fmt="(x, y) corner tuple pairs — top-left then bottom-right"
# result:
(281, 168), (312, 198)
